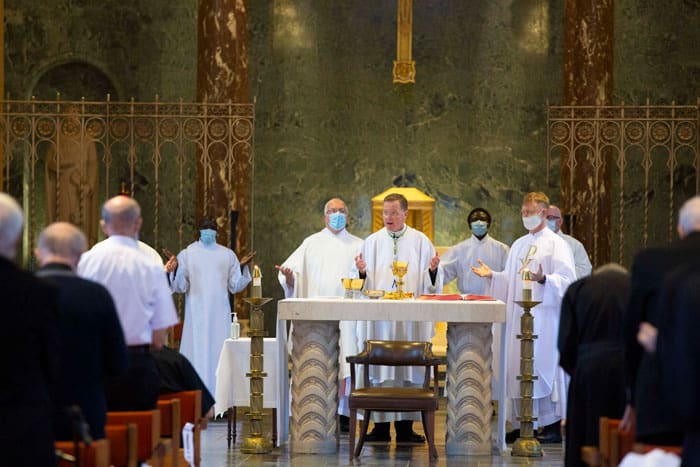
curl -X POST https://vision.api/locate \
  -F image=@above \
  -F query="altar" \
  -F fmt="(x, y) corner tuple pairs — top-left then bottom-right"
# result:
(277, 297), (507, 456)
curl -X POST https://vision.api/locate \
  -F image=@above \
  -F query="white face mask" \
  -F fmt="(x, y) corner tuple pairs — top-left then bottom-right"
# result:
(522, 213), (543, 231)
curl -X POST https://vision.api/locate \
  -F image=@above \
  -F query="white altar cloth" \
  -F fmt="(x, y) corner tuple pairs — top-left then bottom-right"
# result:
(277, 297), (507, 455)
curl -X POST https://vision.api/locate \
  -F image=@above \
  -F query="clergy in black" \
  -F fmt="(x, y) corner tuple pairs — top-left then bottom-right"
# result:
(35, 222), (128, 441)
(558, 264), (629, 467)
(623, 196), (700, 445)
(657, 264), (700, 467)
(0, 192), (60, 466)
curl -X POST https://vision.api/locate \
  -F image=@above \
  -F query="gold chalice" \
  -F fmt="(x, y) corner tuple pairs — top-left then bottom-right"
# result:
(341, 278), (365, 299)
(391, 261), (409, 299)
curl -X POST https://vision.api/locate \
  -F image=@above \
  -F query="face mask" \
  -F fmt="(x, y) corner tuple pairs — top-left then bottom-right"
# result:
(547, 219), (558, 232)
(328, 212), (346, 231)
(200, 229), (217, 245)
(470, 220), (488, 237)
(522, 213), (543, 231)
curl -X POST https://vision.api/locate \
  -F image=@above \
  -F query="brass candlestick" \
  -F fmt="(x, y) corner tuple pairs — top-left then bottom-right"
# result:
(511, 299), (543, 457)
(239, 296), (273, 454)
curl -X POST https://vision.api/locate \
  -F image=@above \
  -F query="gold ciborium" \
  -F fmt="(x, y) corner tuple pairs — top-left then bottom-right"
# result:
(391, 261), (409, 299)
(341, 278), (365, 299)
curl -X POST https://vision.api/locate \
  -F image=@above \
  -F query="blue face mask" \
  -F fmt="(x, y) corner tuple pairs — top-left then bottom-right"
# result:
(470, 220), (488, 237)
(328, 212), (347, 231)
(547, 219), (558, 232)
(200, 229), (217, 245)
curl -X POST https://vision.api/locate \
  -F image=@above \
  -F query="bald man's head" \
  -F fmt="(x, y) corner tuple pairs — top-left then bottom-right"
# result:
(546, 205), (563, 233)
(0, 192), (23, 259)
(678, 196), (700, 238)
(36, 222), (87, 269)
(100, 196), (142, 238)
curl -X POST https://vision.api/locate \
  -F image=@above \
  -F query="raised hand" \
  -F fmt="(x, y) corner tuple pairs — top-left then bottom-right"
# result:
(470, 259), (493, 278)
(162, 248), (178, 273)
(429, 252), (440, 271)
(355, 253), (366, 274)
(275, 264), (295, 288)
(239, 251), (256, 267)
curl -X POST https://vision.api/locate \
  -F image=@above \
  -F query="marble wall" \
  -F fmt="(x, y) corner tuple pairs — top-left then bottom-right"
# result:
(4, 0), (699, 306)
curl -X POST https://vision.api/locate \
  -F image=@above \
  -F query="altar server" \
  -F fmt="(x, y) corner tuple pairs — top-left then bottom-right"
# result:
(440, 207), (509, 399)
(275, 197), (362, 431)
(440, 207), (509, 295)
(472, 191), (575, 443)
(169, 219), (254, 395)
(354, 192), (442, 443)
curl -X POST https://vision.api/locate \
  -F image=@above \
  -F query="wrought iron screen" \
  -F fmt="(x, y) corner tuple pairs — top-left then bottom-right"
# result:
(547, 100), (699, 267)
(0, 97), (255, 267)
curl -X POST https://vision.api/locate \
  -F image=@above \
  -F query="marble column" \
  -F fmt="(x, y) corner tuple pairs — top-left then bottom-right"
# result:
(561, 0), (614, 265)
(445, 323), (493, 455)
(196, 0), (250, 252)
(289, 320), (339, 454)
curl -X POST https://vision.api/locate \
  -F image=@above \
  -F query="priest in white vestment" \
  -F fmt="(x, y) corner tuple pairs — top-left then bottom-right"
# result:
(355, 192), (442, 443)
(472, 192), (576, 443)
(170, 219), (253, 395)
(440, 207), (510, 397)
(546, 205), (593, 279)
(275, 198), (362, 431)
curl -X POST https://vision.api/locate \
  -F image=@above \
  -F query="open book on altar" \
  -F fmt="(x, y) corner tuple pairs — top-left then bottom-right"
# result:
(417, 293), (496, 301)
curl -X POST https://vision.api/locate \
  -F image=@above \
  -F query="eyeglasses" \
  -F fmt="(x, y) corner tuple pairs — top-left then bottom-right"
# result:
(326, 208), (347, 215)
(546, 215), (561, 221)
(382, 211), (404, 218)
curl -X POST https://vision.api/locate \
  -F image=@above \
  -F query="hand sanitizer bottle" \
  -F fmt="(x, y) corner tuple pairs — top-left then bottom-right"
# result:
(230, 312), (240, 340)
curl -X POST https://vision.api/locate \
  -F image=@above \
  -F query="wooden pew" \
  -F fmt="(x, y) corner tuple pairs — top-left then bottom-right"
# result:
(158, 398), (181, 467)
(107, 409), (165, 467)
(55, 439), (110, 467)
(581, 417), (682, 466)
(158, 390), (205, 467)
(105, 423), (138, 467)
(581, 417), (634, 466)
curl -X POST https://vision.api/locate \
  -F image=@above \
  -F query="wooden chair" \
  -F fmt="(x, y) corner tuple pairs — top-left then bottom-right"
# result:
(107, 410), (165, 467)
(347, 340), (442, 460)
(158, 390), (205, 467)
(158, 398), (181, 467)
(55, 439), (110, 467)
(105, 423), (138, 467)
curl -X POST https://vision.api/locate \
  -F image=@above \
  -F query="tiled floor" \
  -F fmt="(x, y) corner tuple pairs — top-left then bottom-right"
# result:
(199, 403), (565, 466)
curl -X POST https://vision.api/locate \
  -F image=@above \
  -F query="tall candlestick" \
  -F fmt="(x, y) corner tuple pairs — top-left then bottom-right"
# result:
(252, 265), (262, 298)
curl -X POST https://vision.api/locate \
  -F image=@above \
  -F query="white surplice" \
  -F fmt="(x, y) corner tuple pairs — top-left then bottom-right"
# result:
(558, 231), (592, 279)
(441, 234), (509, 295)
(441, 233), (510, 395)
(278, 228), (363, 377)
(489, 227), (576, 428)
(278, 228), (362, 417)
(171, 241), (251, 395)
(357, 226), (442, 380)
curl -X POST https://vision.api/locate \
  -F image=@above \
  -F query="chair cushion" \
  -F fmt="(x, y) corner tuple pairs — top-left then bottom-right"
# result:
(349, 387), (438, 411)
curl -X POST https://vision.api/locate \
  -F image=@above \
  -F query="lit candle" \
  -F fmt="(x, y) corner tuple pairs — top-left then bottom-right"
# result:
(522, 269), (532, 302)
(252, 265), (262, 298)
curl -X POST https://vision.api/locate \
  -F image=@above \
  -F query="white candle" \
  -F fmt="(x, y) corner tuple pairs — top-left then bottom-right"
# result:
(522, 269), (532, 302)
(252, 265), (262, 298)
